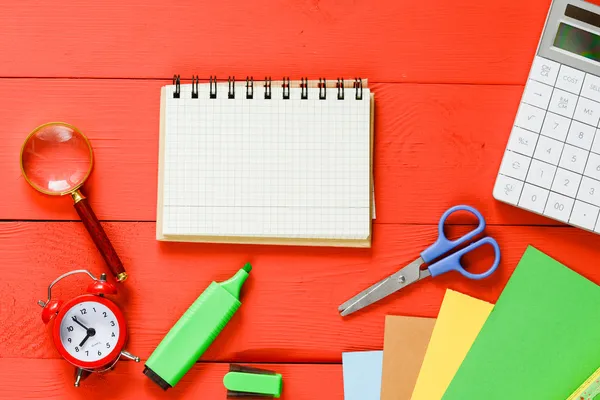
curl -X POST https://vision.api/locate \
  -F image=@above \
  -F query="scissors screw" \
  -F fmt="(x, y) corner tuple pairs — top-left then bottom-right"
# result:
(398, 275), (406, 284)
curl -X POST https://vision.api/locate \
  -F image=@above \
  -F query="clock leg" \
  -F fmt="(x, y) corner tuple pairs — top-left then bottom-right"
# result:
(74, 367), (84, 387)
(121, 350), (140, 362)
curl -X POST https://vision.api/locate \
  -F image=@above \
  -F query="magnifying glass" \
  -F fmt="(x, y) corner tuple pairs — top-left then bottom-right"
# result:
(20, 122), (127, 282)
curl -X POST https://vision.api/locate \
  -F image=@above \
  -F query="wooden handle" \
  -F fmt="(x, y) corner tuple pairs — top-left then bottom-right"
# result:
(73, 195), (127, 282)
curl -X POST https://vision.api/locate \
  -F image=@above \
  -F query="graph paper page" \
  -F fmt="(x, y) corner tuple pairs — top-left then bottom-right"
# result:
(161, 82), (371, 240)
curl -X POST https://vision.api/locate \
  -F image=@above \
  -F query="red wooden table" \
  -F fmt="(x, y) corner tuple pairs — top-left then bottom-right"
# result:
(3, 0), (599, 398)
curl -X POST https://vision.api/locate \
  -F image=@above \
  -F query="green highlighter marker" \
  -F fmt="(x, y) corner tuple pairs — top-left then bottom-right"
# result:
(143, 263), (252, 390)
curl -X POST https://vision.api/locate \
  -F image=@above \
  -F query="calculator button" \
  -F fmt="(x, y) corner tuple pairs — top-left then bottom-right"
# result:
(573, 96), (600, 127)
(541, 112), (570, 141)
(566, 120), (596, 150)
(577, 177), (600, 206)
(584, 152), (600, 180)
(581, 73), (600, 103)
(522, 79), (553, 109)
(559, 144), (588, 174)
(548, 89), (577, 118)
(530, 56), (560, 86)
(551, 168), (582, 198)
(569, 200), (599, 231)
(499, 151), (531, 180)
(595, 215), (600, 233)
(526, 159), (557, 189)
(507, 126), (539, 157)
(592, 130), (600, 154)
(555, 65), (585, 95)
(518, 184), (549, 214)
(515, 103), (546, 133)
(493, 174), (524, 205)
(534, 135), (563, 164)
(544, 192), (574, 223)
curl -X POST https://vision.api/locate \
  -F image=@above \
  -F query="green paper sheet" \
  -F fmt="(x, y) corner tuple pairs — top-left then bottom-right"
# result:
(443, 246), (600, 400)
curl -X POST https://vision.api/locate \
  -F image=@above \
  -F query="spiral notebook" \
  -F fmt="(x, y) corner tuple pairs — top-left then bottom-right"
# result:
(156, 77), (374, 247)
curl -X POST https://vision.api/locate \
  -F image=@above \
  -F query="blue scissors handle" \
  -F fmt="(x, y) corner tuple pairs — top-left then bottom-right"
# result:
(427, 236), (501, 279)
(421, 205), (486, 263)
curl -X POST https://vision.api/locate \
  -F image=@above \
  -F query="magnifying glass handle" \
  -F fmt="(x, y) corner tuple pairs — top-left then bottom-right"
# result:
(72, 191), (128, 282)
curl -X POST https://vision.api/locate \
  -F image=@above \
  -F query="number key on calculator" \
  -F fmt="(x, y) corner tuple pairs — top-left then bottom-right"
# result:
(494, 0), (600, 234)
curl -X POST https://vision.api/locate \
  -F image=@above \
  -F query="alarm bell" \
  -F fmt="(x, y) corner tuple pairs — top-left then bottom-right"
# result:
(37, 269), (138, 387)
(38, 270), (117, 323)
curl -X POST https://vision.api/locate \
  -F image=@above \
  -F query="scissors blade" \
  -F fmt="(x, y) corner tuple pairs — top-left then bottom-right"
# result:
(338, 257), (430, 317)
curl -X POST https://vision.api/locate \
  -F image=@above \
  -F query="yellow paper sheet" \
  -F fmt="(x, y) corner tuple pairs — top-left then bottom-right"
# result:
(411, 289), (493, 400)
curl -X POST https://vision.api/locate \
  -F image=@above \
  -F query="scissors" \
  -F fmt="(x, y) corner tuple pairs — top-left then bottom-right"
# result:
(338, 205), (501, 317)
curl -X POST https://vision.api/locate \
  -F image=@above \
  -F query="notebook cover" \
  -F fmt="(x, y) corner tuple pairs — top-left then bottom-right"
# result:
(442, 246), (600, 400)
(156, 79), (374, 247)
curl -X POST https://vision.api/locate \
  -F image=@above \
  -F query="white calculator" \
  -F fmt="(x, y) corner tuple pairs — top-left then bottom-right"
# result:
(494, 0), (600, 232)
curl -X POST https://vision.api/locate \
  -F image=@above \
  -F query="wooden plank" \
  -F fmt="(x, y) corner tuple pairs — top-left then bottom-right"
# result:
(2, 222), (599, 361)
(2, 78), (555, 226)
(0, 358), (342, 399)
(0, 0), (550, 84)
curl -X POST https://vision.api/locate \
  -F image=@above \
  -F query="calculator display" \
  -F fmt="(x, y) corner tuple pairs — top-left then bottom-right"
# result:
(494, 0), (600, 235)
(554, 23), (600, 62)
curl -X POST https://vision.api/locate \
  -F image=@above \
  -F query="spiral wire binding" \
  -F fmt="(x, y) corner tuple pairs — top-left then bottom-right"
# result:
(172, 75), (181, 98)
(170, 76), (364, 101)
(228, 76), (235, 99)
(300, 77), (308, 100)
(246, 76), (254, 99)
(337, 78), (344, 100)
(209, 76), (217, 99)
(264, 76), (272, 99)
(191, 76), (199, 98)
(354, 77), (363, 100)
(282, 77), (290, 99)
(319, 78), (327, 100)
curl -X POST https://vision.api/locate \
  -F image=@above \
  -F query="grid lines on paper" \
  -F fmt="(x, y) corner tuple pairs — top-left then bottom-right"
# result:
(162, 82), (371, 240)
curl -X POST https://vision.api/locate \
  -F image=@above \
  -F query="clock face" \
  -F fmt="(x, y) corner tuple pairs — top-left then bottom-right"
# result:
(58, 300), (121, 363)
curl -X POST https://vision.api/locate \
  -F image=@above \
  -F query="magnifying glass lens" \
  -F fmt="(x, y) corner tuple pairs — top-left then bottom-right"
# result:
(20, 122), (125, 281)
(21, 124), (92, 194)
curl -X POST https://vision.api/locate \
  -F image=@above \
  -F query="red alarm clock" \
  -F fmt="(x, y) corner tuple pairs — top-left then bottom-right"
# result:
(37, 269), (139, 387)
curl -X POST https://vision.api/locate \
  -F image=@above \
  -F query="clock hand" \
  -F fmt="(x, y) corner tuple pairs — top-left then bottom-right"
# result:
(79, 333), (91, 347)
(78, 327), (96, 347)
(72, 316), (89, 331)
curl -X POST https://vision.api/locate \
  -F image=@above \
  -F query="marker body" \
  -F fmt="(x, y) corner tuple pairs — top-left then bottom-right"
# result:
(144, 264), (251, 389)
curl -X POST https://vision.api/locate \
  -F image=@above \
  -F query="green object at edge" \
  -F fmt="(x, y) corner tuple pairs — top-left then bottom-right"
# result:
(224, 371), (283, 398)
(144, 263), (252, 389)
(442, 247), (600, 400)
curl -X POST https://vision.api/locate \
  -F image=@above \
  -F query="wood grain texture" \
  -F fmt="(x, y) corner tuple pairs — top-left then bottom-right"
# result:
(0, 0), (550, 84)
(2, 221), (600, 362)
(2, 78), (558, 226)
(0, 359), (341, 399)
(1, 0), (592, 398)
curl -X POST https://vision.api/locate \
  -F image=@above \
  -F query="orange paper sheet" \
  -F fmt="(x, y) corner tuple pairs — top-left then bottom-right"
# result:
(380, 315), (436, 400)
(411, 290), (493, 400)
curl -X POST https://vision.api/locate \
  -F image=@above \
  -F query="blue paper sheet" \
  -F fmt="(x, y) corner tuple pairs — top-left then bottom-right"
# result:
(342, 350), (383, 400)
